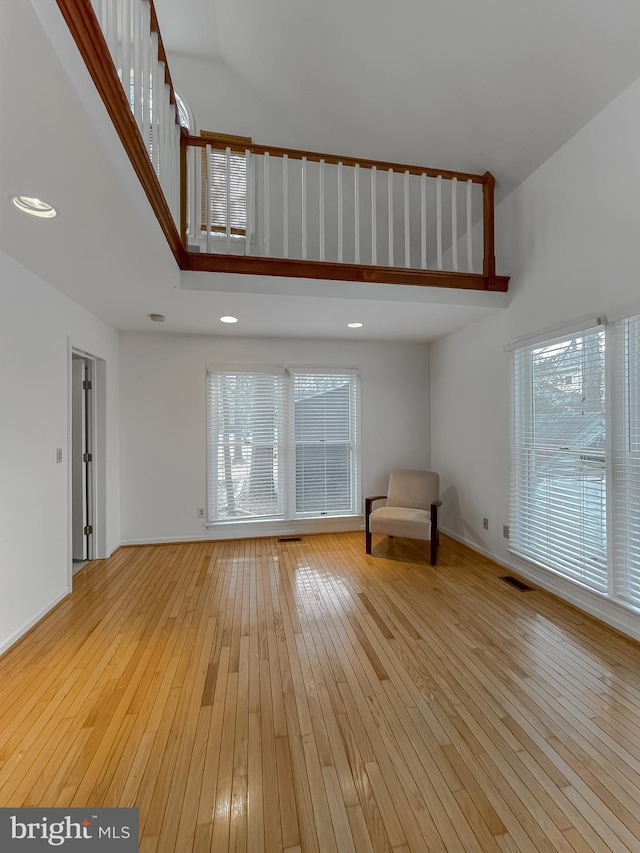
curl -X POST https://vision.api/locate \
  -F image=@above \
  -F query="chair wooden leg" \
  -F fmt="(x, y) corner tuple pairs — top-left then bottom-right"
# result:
(430, 501), (439, 565)
(365, 529), (372, 554)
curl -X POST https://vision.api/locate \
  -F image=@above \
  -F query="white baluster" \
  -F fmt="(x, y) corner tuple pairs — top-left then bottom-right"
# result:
(205, 143), (212, 253)
(302, 156), (308, 259)
(122, 0), (131, 108)
(354, 163), (360, 264)
(263, 151), (270, 256)
(158, 70), (166, 184)
(141, 1), (151, 157)
(404, 170), (410, 268)
(245, 149), (252, 256)
(338, 162), (344, 263)
(436, 175), (443, 270)
(226, 146), (233, 253)
(319, 159), (325, 261)
(282, 154), (289, 258)
(116, 0), (124, 81)
(150, 33), (159, 175)
(466, 179), (473, 272)
(97, 0), (107, 34)
(371, 166), (377, 266)
(451, 177), (458, 271)
(132, 0), (142, 128)
(388, 169), (394, 267)
(250, 155), (256, 248)
(107, 0), (117, 66)
(421, 173), (427, 269)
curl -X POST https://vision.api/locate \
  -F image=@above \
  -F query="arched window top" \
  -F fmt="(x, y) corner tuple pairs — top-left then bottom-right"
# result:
(175, 91), (194, 132)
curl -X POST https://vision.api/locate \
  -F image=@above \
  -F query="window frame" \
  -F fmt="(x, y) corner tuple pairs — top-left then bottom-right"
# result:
(511, 324), (608, 593)
(206, 365), (361, 526)
(510, 313), (640, 612)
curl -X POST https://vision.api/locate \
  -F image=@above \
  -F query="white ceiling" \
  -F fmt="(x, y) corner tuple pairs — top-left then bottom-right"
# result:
(2, 0), (640, 342)
(156, 0), (640, 199)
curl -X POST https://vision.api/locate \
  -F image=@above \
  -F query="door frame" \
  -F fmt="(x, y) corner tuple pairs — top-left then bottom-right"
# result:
(68, 344), (108, 582)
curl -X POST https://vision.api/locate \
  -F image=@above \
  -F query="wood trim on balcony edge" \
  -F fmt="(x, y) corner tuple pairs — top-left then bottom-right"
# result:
(56, 0), (186, 268)
(184, 253), (510, 291)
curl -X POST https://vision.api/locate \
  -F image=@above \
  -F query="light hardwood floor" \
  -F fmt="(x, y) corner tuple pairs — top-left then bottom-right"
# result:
(1, 532), (640, 852)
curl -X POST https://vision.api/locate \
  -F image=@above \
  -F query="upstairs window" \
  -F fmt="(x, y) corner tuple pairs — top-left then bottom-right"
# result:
(200, 132), (249, 235)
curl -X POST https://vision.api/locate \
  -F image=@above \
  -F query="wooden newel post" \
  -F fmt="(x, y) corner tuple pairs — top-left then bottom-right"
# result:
(482, 171), (496, 286)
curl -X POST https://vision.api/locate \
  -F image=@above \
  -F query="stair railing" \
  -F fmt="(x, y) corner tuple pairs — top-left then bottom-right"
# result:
(57, 0), (184, 263)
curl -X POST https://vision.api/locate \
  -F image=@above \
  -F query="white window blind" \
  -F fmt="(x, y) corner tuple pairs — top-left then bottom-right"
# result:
(207, 367), (360, 523)
(200, 145), (247, 234)
(291, 371), (359, 517)
(207, 371), (285, 521)
(511, 325), (608, 592)
(611, 315), (640, 606)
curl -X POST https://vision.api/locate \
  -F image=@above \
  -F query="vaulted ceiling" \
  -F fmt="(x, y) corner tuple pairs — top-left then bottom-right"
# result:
(2, 0), (640, 341)
(156, 0), (640, 198)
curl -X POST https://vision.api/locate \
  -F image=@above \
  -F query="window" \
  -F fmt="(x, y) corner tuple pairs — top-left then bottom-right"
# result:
(511, 313), (640, 608)
(174, 91), (193, 132)
(200, 132), (249, 235)
(207, 367), (359, 523)
(512, 325), (607, 592)
(611, 316), (640, 606)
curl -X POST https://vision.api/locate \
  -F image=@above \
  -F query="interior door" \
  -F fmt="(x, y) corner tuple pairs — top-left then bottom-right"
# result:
(72, 357), (93, 561)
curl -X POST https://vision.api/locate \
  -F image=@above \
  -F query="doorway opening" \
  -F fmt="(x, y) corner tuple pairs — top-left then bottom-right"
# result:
(70, 349), (108, 577)
(71, 354), (94, 570)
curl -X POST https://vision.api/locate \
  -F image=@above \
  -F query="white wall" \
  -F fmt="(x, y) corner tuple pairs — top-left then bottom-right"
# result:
(430, 74), (640, 639)
(0, 249), (120, 654)
(119, 333), (429, 543)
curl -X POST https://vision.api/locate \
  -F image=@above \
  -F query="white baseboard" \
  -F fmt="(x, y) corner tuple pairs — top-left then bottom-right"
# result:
(120, 516), (365, 547)
(0, 587), (71, 657)
(442, 527), (640, 644)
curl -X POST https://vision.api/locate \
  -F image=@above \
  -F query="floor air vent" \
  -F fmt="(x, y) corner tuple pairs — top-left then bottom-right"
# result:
(278, 536), (302, 542)
(500, 575), (534, 591)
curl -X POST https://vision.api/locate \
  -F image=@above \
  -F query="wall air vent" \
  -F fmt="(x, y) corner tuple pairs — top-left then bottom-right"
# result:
(278, 537), (302, 542)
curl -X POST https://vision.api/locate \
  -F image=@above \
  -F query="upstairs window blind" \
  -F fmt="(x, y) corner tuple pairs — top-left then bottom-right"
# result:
(200, 133), (248, 234)
(291, 371), (359, 516)
(511, 325), (607, 592)
(611, 315), (640, 606)
(207, 367), (360, 523)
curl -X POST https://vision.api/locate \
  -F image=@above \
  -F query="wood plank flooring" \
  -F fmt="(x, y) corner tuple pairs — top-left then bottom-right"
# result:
(1, 532), (640, 851)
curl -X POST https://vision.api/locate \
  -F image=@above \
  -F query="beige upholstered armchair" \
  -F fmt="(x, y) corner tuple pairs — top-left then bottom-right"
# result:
(365, 470), (441, 565)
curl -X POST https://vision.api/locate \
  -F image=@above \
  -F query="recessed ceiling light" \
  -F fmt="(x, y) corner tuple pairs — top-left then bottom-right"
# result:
(220, 316), (238, 324)
(149, 313), (165, 322)
(347, 322), (364, 329)
(11, 195), (57, 218)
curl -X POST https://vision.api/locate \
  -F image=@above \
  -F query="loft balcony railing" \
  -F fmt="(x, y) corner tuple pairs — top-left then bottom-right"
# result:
(56, 0), (509, 292)
(183, 134), (507, 290)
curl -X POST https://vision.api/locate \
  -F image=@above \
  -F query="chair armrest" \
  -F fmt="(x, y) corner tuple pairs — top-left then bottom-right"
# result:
(365, 495), (387, 514)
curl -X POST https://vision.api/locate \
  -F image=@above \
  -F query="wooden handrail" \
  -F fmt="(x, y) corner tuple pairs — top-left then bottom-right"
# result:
(187, 134), (491, 185)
